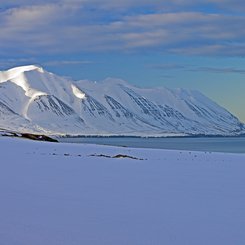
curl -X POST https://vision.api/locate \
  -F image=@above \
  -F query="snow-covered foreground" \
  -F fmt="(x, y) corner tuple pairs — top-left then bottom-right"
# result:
(0, 137), (245, 245)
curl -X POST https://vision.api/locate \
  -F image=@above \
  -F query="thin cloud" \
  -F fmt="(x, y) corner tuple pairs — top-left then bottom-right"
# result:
(2, 0), (245, 12)
(44, 60), (93, 66)
(149, 63), (245, 75)
(1, 2), (245, 56)
(149, 64), (187, 70)
(190, 67), (245, 74)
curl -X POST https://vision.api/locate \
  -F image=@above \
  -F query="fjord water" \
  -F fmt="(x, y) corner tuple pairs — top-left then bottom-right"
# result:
(59, 136), (245, 153)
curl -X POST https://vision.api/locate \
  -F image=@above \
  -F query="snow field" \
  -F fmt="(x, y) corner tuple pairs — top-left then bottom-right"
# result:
(0, 137), (245, 244)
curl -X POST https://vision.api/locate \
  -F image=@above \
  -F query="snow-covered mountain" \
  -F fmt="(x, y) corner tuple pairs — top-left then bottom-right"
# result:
(0, 65), (244, 136)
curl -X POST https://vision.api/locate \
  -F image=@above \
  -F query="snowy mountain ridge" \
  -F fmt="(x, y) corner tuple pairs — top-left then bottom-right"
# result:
(0, 65), (244, 136)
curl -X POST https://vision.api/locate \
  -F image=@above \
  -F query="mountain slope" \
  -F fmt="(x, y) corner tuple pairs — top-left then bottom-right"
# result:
(0, 65), (243, 136)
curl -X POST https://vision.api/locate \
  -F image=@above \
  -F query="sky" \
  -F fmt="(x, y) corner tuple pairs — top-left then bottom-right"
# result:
(0, 0), (245, 122)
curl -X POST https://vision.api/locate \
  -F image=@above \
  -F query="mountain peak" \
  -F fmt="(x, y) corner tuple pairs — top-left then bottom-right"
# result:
(7, 65), (44, 74)
(0, 65), (45, 84)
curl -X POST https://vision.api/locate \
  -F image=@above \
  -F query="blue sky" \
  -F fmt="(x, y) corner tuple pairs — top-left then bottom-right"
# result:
(0, 0), (245, 122)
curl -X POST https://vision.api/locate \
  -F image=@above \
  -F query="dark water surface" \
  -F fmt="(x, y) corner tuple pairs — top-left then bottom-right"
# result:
(58, 136), (245, 153)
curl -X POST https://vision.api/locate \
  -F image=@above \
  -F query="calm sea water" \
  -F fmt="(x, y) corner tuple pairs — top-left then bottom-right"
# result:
(58, 136), (245, 153)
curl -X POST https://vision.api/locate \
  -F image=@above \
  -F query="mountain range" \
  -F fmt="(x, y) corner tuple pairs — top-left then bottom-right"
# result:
(0, 65), (244, 136)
